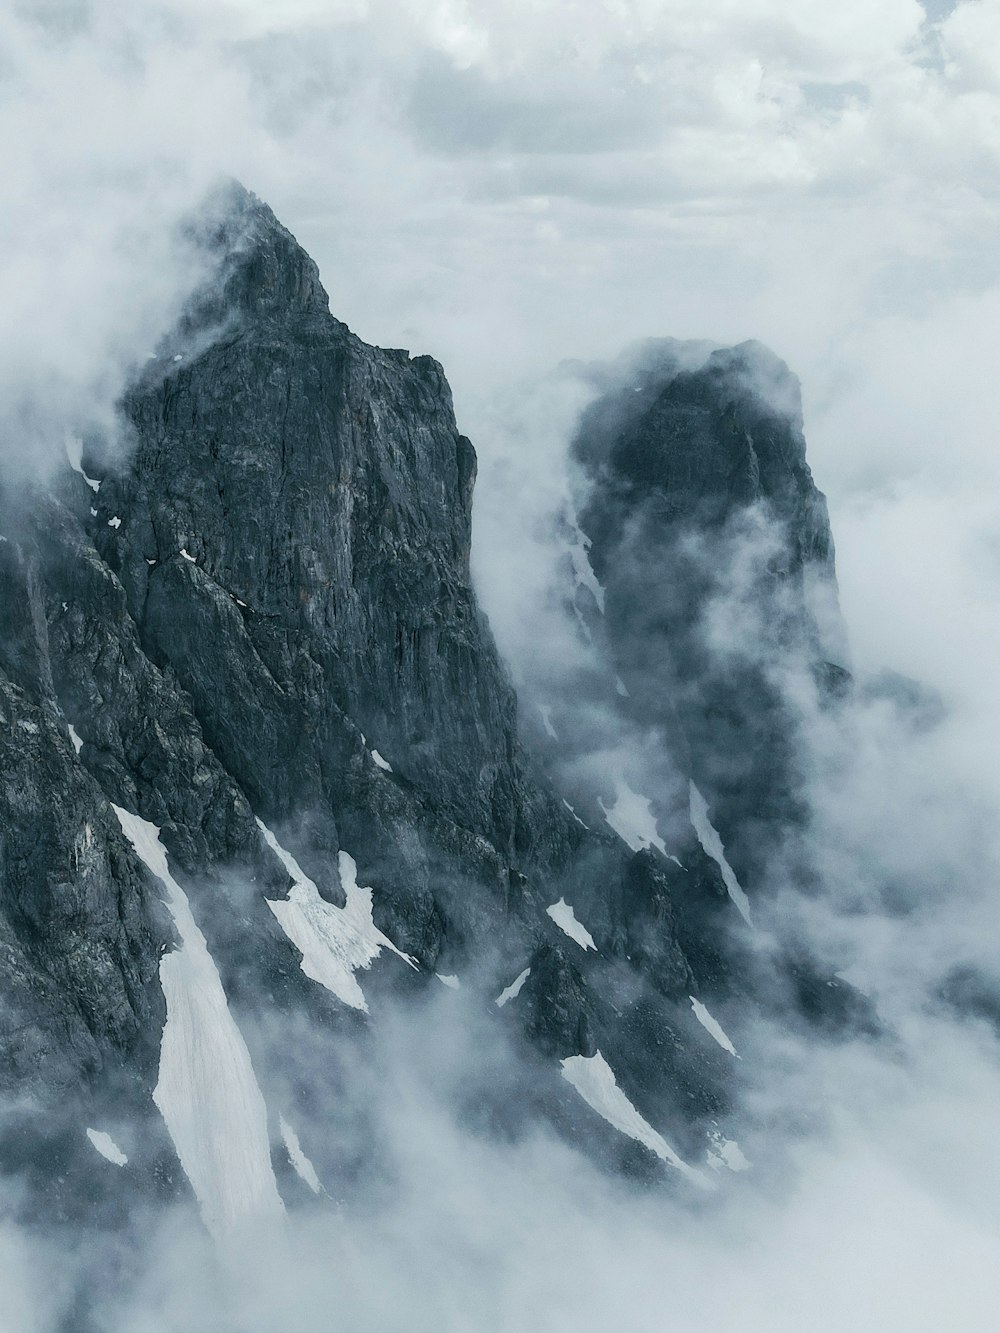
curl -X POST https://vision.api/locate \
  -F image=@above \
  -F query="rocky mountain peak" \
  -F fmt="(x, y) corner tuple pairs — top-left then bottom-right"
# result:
(0, 186), (864, 1251)
(182, 178), (332, 329)
(572, 335), (846, 891)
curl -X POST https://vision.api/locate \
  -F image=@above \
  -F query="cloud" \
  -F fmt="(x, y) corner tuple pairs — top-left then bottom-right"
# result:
(0, 4), (253, 472)
(36, 0), (977, 412)
(1, 1), (1000, 1330)
(6, 990), (1000, 1332)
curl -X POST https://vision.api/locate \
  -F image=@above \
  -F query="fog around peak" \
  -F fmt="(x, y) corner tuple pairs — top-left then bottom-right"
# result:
(2, 1), (1000, 1329)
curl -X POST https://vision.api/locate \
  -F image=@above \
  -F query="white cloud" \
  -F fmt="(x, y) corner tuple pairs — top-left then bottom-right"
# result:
(941, 0), (1000, 90)
(2, 2), (1000, 1328)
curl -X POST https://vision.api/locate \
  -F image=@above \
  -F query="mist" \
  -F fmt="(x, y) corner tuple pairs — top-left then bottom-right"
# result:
(7, 984), (1000, 1331)
(3, 0), (1000, 1329)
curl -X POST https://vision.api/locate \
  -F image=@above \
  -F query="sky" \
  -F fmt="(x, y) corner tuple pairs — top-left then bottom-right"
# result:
(3, 1), (1000, 1328)
(5, 0), (1000, 710)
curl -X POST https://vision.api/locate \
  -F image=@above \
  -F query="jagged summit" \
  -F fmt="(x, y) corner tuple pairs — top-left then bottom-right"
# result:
(0, 187), (864, 1246)
(575, 337), (813, 519)
(572, 337), (846, 891)
(701, 339), (805, 427)
(187, 177), (332, 323)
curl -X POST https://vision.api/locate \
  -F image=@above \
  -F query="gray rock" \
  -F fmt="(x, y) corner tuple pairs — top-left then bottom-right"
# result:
(573, 337), (850, 892)
(0, 185), (867, 1233)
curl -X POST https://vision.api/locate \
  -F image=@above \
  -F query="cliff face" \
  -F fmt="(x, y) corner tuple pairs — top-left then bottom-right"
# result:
(573, 339), (849, 891)
(0, 187), (856, 1235)
(112, 192), (522, 857)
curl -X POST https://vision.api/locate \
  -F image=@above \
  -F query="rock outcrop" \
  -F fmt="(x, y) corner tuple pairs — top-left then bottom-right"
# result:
(572, 338), (850, 892)
(0, 187), (857, 1235)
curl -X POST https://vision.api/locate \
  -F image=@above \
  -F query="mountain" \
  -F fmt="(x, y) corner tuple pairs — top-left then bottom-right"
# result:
(0, 185), (866, 1245)
(571, 336), (850, 893)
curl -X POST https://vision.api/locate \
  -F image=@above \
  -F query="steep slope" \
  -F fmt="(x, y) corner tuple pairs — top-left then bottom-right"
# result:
(571, 338), (850, 894)
(0, 186), (855, 1237)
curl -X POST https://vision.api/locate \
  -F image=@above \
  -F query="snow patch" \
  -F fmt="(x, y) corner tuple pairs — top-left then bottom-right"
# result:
(688, 782), (753, 925)
(567, 523), (605, 614)
(690, 997), (739, 1058)
(370, 749), (393, 772)
(436, 973), (460, 990)
(561, 1052), (709, 1188)
(546, 898), (596, 951)
(707, 1129), (751, 1174)
(562, 799), (589, 829)
(598, 776), (681, 865)
(279, 1116), (321, 1195)
(64, 436), (101, 492)
(179, 548), (196, 563)
(107, 516), (121, 529)
(86, 1128), (127, 1167)
(259, 820), (417, 1013)
(495, 968), (530, 1007)
(538, 704), (558, 741)
(113, 806), (283, 1236)
(67, 724), (83, 755)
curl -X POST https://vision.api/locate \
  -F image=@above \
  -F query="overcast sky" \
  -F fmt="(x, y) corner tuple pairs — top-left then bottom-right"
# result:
(4, 5), (1000, 1327)
(5, 0), (1000, 713)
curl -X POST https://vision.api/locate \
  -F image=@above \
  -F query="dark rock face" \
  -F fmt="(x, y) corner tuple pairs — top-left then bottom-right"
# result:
(108, 188), (521, 857)
(519, 943), (596, 1059)
(608, 850), (697, 996)
(0, 186), (857, 1234)
(0, 537), (169, 1098)
(573, 338), (849, 891)
(938, 964), (1000, 1036)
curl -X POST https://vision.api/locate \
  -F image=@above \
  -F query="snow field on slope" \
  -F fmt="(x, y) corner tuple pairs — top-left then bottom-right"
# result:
(688, 781), (753, 925)
(537, 704), (558, 740)
(560, 1052), (710, 1189)
(86, 1128), (127, 1166)
(706, 1130), (751, 1174)
(546, 898), (597, 950)
(64, 434), (100, 492)
(279, 1117), (322, 1195)
(562, 798), (588, 829)
(598, 776), (683, 866)
(113, 806), (283, 1236)
(566, 523), (606, 614)
(259, 819), (417, 1013)
(495, 968), (531, 1007)
(689, 997), (740, 1058)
